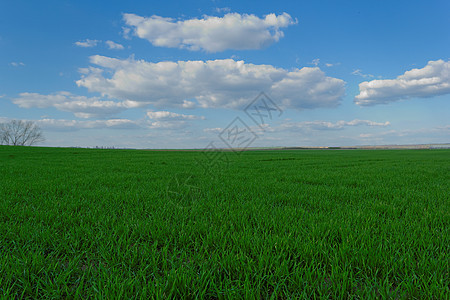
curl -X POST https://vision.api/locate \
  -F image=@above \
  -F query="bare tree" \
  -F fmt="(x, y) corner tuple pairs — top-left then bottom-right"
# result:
(0, 120), (45, 146)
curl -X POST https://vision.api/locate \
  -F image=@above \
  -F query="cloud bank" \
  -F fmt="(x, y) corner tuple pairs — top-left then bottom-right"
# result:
(123, 12), (296, 52)
(36, 109), (203, 131)
(146, 110), (205, 129)
(12, 92), (143, 118)
(146, 111), (204, 120)
(76, 55), (345, 110)
(281, 119), (390, 131)
(37, 118), (140, 130)
(355, 60), (450, 106)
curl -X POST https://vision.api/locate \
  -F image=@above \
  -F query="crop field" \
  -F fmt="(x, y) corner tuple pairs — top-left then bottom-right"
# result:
(0, 146), (449, 298)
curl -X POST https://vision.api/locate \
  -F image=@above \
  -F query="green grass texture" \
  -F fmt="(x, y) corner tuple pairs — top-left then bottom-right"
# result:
(1, 146), (449, 298)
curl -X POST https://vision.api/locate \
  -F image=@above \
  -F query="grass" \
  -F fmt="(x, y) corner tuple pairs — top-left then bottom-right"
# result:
(0, 146), (449, 298)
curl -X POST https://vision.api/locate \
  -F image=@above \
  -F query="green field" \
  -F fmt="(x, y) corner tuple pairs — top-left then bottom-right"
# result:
(0, 146), (449, 298)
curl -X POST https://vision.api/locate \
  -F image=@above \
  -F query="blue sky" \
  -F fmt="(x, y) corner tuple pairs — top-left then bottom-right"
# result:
(1, 0), (449, 148)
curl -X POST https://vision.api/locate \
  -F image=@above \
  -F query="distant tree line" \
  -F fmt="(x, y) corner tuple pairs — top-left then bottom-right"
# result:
(93, 146), (116, 149)
(0, 120), (44, 146)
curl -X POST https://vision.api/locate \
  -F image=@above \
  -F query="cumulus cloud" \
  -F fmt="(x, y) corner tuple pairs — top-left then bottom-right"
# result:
(11, 91), (143, 118)
(105, 40), (124, 50)
(74, 39), (100, 47)
(355, 60), (450, 106)
(122, 12), (296, 52)
(281, 119), (390, 131)
(76, 55), (345, 110)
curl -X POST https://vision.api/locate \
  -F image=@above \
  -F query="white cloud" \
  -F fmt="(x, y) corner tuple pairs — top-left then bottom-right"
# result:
(281, 119), (390, 131)
(146, 111), (204, 120)
(311, 59), (320, 66)
(146, 110), (204, 130)
(215, 7), (231, 13)
(355, 60), (450, 106)
(203, 127), (223, 134)
(352, 69), (374, 78)
(38, 118), (140, 130)
(6, 115), (200, 132)
(122, 12), (296, 52)
(181, 100), (196, 109)
(11, 91), (143, 118)
(74, 39), (100, 48)
(105, 40), (124, 50)
(76, 55), (345, 110)
(10, 62), (25, 67)
(355, 126), (450, 145)
(147, 120), (188, 130)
